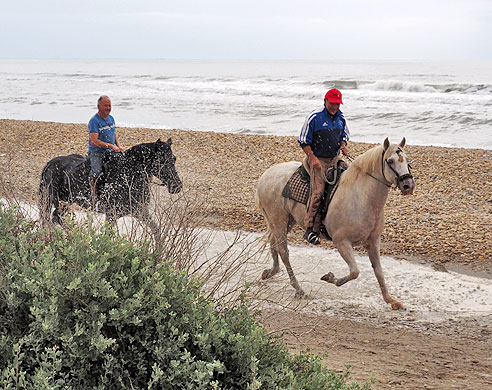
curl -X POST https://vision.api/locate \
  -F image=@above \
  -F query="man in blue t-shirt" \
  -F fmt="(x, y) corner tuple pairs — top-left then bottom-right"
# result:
(298, 88), (350, 245)
(88, 95), (123, 207)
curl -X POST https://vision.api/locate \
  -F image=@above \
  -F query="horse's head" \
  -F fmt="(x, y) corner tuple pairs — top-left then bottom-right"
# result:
(382, 137), (415, 195)
(151, 138), (183, 194)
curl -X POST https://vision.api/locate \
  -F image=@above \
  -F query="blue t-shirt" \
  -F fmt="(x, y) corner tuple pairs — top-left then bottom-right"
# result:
(88, 114), (116, 152)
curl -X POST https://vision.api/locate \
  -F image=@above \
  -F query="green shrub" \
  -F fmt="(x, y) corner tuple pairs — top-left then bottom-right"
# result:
(0, 205), (371, 389)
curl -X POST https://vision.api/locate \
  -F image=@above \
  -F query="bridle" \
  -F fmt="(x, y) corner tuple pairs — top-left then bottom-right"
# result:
(349, 149), (413, 189)
(378, 149), (413, 188)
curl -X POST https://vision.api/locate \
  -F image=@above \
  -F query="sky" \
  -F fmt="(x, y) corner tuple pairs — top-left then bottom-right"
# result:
(1, 0), (491, 61)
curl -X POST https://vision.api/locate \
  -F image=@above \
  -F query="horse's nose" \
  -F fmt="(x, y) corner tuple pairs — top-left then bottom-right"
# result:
(399, 178), (415, 195)
(402, 182), (415, 195)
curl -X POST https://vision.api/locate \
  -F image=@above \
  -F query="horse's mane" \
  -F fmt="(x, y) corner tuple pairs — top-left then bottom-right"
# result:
(340, 143), (385, 187)
(99, 143), (154, 174)
(125, 142), (155, 155)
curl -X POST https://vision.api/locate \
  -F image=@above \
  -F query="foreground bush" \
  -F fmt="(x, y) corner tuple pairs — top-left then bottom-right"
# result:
(0, 206), (371, 389)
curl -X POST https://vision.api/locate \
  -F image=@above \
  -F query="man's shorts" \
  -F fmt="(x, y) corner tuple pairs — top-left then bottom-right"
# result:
(88, 150), (109, 179)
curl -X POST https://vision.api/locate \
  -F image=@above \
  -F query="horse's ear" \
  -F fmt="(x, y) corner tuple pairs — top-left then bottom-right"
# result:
(399, 137), (406, 149)
(383, 137), (390, 151)
(167, 138), (172, 145)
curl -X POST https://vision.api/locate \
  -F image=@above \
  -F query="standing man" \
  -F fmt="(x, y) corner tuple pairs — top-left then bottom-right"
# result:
(88, 95), (123, 208)
(298, 88), (350, 245)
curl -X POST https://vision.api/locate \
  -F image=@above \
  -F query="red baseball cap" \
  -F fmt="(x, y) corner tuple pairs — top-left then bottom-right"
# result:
(324, 88), (343, 104)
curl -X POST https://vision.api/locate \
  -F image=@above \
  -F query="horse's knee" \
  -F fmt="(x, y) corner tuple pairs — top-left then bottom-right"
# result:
(350, 269), (360, 280)
(276, 242), (289, 259)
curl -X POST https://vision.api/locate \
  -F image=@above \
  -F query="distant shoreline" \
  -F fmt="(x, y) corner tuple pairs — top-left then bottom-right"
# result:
(2, 117), (491, 151)
(1, 119), (491, 276)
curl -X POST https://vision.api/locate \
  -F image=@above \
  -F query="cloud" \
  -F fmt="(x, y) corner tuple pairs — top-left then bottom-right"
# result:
(0, 0), (491, 60)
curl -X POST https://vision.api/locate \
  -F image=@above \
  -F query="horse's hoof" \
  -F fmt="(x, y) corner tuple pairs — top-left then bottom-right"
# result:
(321, 272), (335, 284)
(295, 290), (305, 299)
(391, 301), (405, 311)
(261, 269), (274, 280)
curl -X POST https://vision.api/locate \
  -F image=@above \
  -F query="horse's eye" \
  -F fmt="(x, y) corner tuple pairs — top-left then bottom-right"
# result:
(386, 159), (394, 165)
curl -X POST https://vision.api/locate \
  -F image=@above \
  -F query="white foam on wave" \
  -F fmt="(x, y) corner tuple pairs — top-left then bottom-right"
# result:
(1, 59), (492, 149)
(361, 79), (437, 93)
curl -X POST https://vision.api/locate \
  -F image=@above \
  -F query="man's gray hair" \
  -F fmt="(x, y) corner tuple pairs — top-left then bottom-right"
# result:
(98, 95), (110, 104)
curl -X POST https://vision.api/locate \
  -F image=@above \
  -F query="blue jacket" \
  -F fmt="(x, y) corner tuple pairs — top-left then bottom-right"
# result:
(298, 107), (349, 158)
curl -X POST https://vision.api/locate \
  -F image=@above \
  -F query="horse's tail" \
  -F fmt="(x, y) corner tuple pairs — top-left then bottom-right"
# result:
(38, 162), (55, 224)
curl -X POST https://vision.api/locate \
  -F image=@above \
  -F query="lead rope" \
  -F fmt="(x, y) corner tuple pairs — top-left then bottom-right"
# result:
(322, 153), (352, 185)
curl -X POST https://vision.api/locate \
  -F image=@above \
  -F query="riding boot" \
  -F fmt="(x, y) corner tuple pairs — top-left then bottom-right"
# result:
(312, 210), (322, 235)
(89, 178), (97, 211)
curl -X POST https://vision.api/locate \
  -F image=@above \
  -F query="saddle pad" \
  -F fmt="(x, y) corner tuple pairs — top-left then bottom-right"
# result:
(282, 165), (310, 205)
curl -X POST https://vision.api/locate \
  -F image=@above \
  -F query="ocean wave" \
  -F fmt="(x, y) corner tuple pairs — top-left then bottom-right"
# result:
(322, 80), (360, 89)
(322, 79), (492, 95)
(432, 83), (492, 94)
(362, 80), (437, 93)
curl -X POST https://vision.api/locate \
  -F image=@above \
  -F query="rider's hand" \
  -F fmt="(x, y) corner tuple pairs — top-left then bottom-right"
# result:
(310, 155), (322, 169)
(340, 141), (349, 156)
(110, 144), (123, 153)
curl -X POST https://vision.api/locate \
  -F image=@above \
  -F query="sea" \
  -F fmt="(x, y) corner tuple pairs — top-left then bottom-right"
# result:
(1, 59), (491, 149)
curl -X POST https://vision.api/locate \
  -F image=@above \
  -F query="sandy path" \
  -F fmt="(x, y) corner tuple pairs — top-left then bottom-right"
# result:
(195, 229), (492, 389)
(199, 230), (492, 325)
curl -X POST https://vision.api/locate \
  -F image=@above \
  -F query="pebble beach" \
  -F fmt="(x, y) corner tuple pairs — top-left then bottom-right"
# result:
(1, 119), (491, 276)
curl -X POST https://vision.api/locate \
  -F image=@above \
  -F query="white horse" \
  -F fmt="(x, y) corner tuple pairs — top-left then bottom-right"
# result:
(256, 138), (415, 310)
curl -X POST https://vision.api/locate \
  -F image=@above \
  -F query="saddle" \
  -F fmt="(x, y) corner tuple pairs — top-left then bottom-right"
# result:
(282, 160), (347, 240)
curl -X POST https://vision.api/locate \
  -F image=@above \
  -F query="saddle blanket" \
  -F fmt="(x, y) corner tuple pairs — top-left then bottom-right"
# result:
(282, 165), (310, 205)
(281, 161), (346, 206)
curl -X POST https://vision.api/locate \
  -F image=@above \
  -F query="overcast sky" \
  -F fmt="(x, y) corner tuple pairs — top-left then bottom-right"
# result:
(1, 0), (491, 61)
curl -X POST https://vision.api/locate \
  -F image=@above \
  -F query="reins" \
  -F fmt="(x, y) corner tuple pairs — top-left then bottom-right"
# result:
(382, 149), (414, 187)
(344, 149), (413, 189)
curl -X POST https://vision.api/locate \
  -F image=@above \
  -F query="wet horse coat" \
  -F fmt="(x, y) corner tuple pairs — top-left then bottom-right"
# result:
(256, 138), (415, 310)
(39, 138), (182, 231)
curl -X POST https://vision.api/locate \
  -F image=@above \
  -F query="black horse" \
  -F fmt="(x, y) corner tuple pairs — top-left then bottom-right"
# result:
(39, 138), (182, 231)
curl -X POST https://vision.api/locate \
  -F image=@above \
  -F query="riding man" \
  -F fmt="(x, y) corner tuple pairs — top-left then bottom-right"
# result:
(88, 95), (123, 209)
(298, 88), (350, 245)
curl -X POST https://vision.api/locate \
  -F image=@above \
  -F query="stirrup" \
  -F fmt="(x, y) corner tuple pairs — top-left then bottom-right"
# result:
(304, 230), (320, 245)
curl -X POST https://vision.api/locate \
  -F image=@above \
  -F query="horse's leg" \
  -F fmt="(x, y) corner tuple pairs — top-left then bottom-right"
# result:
(277, 235), (305, 298)
(52, 201), (67, 224)
(263, 214), (296, 277)
(261, 215), (304, 297)
(321, 239), (360, 286)
(261, 233), (280, 280)
(366, 239), (404, 310)
(139, 207), (160, 241)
